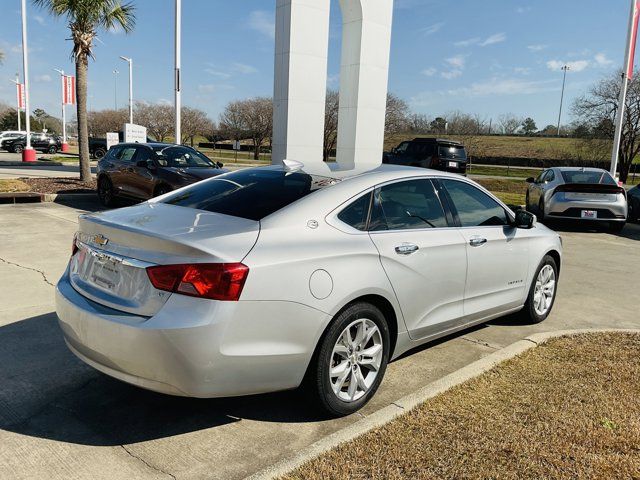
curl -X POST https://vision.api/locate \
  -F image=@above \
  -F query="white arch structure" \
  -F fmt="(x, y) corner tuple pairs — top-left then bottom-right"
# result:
(272, 0), (394, 168)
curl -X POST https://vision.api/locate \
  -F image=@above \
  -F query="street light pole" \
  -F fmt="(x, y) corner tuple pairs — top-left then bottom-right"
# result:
(112, 69), (119, 110)
(557, 65), (570, 137)
(120, 56), (133, 123)
(20, 0), (35, 162)
(174, 0), (182, 145)
(53, 68), (69, 151)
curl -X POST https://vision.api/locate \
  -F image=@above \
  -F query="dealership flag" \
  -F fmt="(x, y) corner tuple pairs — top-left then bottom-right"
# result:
(63, 75), (76, 105)
(16, 83), (25, 110)
(627, 0), (640, 79)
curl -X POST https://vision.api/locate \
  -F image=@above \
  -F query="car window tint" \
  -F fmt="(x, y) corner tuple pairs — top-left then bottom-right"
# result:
(395, 142), (409, 154)
(161, 168), (340, 221)
(118, 147), (137, 163)
(106, 146), (121, 159)
(442, 179), (509, 227)
(370, 179), (448, 231)
(136, 147), (153, 162)
(561, 170), (617, 185)
(546, 170), (555, 182)
(337, 192), (371, 231)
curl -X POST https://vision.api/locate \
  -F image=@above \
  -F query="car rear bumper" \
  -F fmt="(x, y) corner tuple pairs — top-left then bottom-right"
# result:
(547, 196), (627, 221)
(56, 269), (330, 397)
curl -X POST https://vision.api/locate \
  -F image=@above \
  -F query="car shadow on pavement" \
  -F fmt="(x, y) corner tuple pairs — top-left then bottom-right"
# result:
(543, 219), (640, 241)
(0, 312), (328, 447)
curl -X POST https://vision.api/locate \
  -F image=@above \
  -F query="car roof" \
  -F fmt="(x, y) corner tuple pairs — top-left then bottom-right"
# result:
(409, 137), (464, 146)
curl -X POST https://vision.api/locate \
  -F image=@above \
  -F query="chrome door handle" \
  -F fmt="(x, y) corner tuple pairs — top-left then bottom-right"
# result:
(395, 243), (419, 255)
(469, 237), (487, 247)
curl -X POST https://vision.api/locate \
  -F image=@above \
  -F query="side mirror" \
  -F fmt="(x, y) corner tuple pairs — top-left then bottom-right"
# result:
(525, 177), (535, 183)
(216, 161), (224, 168)
(515, 210), (536, 229)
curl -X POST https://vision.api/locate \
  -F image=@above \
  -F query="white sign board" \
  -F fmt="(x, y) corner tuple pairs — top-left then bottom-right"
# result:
(106, 132), (119, 150)
(123, 123), (147, 143)
(232, 140), (241, 151)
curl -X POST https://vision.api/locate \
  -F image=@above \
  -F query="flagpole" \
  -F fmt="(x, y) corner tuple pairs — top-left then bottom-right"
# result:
(20, 0), (36, 162)
(610, 0), (639, 179)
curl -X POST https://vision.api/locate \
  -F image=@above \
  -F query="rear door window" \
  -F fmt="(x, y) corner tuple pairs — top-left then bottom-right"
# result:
(337, 192), (372, 231)
(117, 146), (138, 163)
(161, 168), (340, 221)
(370, 179), (448, 231)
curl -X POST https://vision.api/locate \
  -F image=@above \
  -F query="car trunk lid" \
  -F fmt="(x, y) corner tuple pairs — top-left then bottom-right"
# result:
(69, 202), (259, 316)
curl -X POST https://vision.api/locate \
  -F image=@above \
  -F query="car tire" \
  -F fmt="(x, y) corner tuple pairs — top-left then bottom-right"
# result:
(521, 255), (558, 324)
(13, 144), (23, 154)
(537, 198), (545, 222)
(97, 176), (117, 207)
(48, 145), (58, 154)
(308, 302), (390, 417)
(610, 221), (626, 233)
(94, 148), (107, 160)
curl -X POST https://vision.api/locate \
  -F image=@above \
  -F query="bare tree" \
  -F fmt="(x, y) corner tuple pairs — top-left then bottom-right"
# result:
(498, 113), (523, 135)
(220, 97), (272, 159)
(323, 90), (339, 161)
(572, 70), (640, 182)
(407, 113), (431, 134)
(181, 106), (214, 146)
(385, 92), (410, 135)
(87, 108), (128, 136)
(135, 101), (174, 142)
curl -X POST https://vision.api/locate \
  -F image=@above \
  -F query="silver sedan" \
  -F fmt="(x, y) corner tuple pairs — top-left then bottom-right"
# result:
(526, 167), (628, 232)
(56, 163), (562, 416)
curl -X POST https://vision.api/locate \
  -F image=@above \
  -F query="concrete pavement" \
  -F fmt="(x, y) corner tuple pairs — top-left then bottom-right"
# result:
(0, 199), (638, 480)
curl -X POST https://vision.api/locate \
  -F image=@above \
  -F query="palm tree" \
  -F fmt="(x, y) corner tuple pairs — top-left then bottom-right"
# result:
(33, 0), (135, 181)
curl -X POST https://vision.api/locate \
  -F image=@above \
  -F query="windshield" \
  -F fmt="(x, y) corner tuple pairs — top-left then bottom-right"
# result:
(438, 145), (467, 160)
(561, 170), (617, 185)
(154, 146), (215, 168)
(161, 168), (340, 220)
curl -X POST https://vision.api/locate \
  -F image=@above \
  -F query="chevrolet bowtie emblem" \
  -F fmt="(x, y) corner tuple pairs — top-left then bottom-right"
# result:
(94, 234), (109, 246)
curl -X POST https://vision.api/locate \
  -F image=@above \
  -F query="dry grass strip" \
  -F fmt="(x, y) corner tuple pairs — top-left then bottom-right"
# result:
(283, 333), (640, 480)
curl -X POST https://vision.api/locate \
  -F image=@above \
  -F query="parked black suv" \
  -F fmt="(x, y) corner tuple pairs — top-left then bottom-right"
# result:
(97, 142), (227, 206)
(0, 133), (62, 154)
(383, 138), (468, 175)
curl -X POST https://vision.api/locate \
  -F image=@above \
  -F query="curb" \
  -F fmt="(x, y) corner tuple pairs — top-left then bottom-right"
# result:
(246, 328), (640, 480)
(42, 193), (96, 202)
(0, 160), (63, 167)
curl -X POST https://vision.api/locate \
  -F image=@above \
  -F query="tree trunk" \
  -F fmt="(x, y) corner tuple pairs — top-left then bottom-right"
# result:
(253, 141), (261, 160)
(76, 56), (91, 182)
(620, 161), (631, 183)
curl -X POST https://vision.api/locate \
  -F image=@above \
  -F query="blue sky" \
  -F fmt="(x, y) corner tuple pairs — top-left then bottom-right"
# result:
(0, 0), (632, 128)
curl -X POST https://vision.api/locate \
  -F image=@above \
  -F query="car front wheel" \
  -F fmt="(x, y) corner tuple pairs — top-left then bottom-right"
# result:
(13, 144), (23, 154)
(309, 302), (390, 417)
(97, 176), (117, 207)
(48, 145), (58, 154)
(522, 255), (558, 324)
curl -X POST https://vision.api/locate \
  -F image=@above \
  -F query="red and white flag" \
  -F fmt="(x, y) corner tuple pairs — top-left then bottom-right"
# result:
(63, 75), (76, 105)
(627, 0), (640, 79)
(16, 83), (25, 110)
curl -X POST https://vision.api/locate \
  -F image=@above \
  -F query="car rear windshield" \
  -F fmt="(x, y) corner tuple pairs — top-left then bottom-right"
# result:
(438, 145), (467, 160)
(561, 170), (617, 185)
(161, 168), (340, 220)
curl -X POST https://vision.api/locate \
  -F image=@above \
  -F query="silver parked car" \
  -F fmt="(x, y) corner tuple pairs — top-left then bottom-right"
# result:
(56, 163), (562, 416)
(525, 167), (627, 232)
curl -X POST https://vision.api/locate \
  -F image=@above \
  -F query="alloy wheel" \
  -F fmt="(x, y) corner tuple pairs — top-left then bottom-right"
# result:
(533, 264), (556, 316)
(329, 318), (383, 402)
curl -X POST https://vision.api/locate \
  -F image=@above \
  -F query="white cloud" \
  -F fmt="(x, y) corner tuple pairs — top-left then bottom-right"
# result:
(454, 33), (506, 48)
(594, 53), (614, 67)
(514, 67), (531, 75)
(232, 62), (257, 74)
(198, 84), (217, 93)
(441, 55), (465, 79)
(480, 32), (506, 47)
(327, 73), (340, 87)
(527, 44), (548, 52)
(421, 67), (437, 77)
(35, 74), (52, 83)
(547, 59), (589, 72)
(446, 55), (466, 69)
(248, 10), (275, 39)
(34, 15), (45, 26)
(205, 68), (231, 79)
(420, 22), (444, 35)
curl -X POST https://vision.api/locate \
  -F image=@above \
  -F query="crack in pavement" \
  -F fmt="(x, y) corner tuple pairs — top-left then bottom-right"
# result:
(120, 445), (177, 480)
(0, 256), (55, 287)
(461, 336), (500, 350)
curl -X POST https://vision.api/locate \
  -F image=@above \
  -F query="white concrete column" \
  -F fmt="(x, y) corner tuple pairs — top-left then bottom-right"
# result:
(272, 0), (330, 165)
(336, 0), (393, 169)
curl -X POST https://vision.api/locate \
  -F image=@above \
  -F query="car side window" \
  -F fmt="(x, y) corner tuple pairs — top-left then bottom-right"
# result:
(337, 192), (372, 231)
(135, 147), (153, 163)
(118, 147), (137, 163)
(546, 170), (555, 182)
(535, 170), (547, 184)
(395, 142), (409, 154)
(441, 179), (509, 227)
(370, 179), (448, 231)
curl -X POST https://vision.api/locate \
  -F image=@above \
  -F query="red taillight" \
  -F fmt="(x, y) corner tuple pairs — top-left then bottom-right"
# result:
(146, 263), (249, 301)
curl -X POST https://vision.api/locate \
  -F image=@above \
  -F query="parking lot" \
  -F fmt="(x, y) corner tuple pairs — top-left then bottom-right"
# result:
(0, 197), (637, 480)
